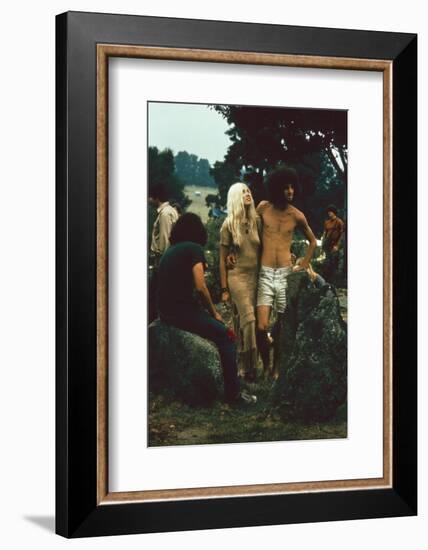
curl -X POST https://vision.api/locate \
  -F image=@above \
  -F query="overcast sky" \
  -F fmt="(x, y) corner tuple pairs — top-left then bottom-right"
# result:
(148, 102), (232, 165)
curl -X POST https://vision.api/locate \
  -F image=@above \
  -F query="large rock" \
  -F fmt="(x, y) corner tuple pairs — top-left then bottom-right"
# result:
(273, 272), (347, 421)
(149, 320), (223, 406)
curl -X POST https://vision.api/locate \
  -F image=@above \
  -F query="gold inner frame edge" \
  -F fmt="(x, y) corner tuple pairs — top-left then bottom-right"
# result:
(96, 44), (393, 505)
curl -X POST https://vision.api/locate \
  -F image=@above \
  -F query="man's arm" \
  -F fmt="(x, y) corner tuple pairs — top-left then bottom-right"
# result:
(320, 219), (328, 243)
(296, 212), (317, 270)
(256, 200), (269, 215)
(332, 219), (345, 251)
(192, 262), (223, 322)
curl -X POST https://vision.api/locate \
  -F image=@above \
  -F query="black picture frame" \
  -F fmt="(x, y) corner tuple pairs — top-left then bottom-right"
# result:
(56, 10), (417, 538)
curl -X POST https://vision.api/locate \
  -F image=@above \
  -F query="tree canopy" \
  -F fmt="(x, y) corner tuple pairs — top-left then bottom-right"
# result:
(213, 105), (347, 179)
(174, 150), (216, 187)
(209, 105), (347, 233)
(148, 147), (190, 209)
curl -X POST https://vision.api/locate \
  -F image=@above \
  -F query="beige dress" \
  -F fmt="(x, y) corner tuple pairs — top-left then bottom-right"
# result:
(220, 218), (261, 377)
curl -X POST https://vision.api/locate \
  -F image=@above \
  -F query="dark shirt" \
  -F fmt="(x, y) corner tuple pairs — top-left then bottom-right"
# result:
(157, 241), (206, 321)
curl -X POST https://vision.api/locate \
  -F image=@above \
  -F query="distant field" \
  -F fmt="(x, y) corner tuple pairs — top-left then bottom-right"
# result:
(184, 185), (215, 222)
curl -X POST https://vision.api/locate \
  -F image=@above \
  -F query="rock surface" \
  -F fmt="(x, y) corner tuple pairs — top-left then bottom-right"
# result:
(149, 320), (223, 406)
(273, 272), (347, 422)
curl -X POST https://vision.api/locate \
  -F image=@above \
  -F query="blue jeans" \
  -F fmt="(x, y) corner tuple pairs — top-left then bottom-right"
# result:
(163, 310), (240, 403)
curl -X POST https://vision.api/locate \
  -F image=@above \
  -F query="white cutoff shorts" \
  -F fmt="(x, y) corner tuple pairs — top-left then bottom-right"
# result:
(256, 265), (293, 313)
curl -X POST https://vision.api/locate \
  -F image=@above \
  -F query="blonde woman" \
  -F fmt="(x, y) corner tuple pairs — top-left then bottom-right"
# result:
(219, 183), (261, 381)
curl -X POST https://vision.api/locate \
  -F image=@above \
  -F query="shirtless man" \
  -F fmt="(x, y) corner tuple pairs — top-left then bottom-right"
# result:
(256, 165), (317, 376)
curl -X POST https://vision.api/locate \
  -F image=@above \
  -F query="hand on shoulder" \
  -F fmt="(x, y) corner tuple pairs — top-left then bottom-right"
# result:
(256, 200), (270, 213)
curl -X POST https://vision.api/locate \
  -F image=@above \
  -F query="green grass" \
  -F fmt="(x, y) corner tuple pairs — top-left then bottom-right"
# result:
(184, 185), (212, 222)
(148, 379), (347, 447)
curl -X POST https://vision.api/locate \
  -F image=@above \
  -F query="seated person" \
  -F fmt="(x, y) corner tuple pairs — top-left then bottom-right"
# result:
(157, 212), (256, 405)
(294, 257), (327, 289)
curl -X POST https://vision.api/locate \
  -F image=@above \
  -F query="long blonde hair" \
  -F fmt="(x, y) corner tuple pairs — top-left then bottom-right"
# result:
(224, 182), (257, 247)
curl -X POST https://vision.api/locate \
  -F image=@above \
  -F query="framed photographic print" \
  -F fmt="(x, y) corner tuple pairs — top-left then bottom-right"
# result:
(56, 11), (417, 538)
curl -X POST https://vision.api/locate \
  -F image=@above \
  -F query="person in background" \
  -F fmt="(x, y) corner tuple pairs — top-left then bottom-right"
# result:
(294, 257), (327, 289)
(321, 205), (345, 282)
(149, 183), (179, 261)
(219, 183), (261, 382)
(148, 183), (179, 323)
(157, 213), (256, 405)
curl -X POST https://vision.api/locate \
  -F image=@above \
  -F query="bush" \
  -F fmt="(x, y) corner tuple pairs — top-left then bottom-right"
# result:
(204, 217), (224, 302)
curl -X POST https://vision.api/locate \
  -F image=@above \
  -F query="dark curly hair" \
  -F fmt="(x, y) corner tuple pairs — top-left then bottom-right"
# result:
(266, 165), (298, 209)
(170, 212), (207, 247)
(148, 182), (169, 202)
(326, 204), (338, 216)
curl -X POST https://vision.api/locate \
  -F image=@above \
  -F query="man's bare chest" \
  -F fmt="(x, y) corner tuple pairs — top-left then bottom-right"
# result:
(262, 210), (296, 237)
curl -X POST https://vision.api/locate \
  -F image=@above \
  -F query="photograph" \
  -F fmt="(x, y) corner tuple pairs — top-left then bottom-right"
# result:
(147, 101), (348, 446)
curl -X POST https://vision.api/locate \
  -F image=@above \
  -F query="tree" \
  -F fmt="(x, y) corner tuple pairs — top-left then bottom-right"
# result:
(210, 160), (240, 206)
(174, 150), (194, 184)
(213, 105), (347, 182)
(148, 147), (190, 209)
(174, 151), (216, 187)
(196, 157), (216, 187)
(211, 105), (347, 215)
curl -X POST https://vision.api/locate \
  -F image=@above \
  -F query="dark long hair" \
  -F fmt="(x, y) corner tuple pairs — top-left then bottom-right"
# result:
(266, 165), (298, 209)
(170, 212), (207, 247)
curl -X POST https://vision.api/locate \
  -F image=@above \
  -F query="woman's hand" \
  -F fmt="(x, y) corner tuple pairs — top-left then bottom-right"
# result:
(221, 290), (230, 303)
(213, 311), (224, 324)
(225, 253), (237, 270)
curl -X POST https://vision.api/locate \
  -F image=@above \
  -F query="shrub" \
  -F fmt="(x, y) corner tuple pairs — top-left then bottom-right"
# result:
(204, 217), (224, 302)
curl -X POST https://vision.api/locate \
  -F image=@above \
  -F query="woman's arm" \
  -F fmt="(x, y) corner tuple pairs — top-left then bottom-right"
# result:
(193, 262), (223, 322)
(219, 245), (230, 302)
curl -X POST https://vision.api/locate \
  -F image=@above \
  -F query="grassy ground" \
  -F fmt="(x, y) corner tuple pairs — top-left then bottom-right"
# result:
(148, 378), (347, 447)
(184, 184), (213, 222)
